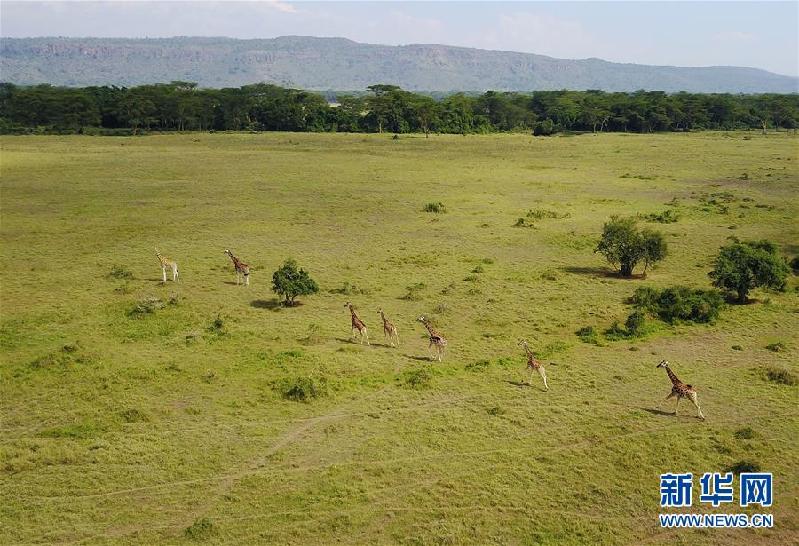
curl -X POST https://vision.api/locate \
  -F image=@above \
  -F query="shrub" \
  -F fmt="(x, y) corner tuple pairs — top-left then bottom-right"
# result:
(109, 265), (134, 279)
(273, 375), (328, 401)
(624, 311), (648, 337)
(731, 345), (743, 351)
(120, 408), (150, 423)
(604, 321), (628, 341)
(401, 282), (426, 301)
(300, 323), (324, 345)
(207, 314), (226, 335)
(763, 366), (797, 386)
(726, 460), (761, 474)
(576, 326), (600, 345)
(631, 286), (724, 324)
(185, 518), (215, 541)
(272, 259), (319, 306)
(790, 256), (799, 275)
(465, 359), (491, 372)
(526, 208), (570, 220)
(595, 216), (667, 277)
(709, 240), (789, 303)
(423, 202), (446, 213)
(765, 342), (786, 353)
(533, 119), (556, 136)
(734, 427), (756, 440)
(127, 296), (164, 318)
(641, 210), (680, 224)
(401, 367), (433, 389)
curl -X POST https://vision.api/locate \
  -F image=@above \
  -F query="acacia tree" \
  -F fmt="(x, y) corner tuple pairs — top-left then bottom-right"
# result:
(709, 240), (788, 303)
(272, 259), (319, 306)
(595, 216), (667, 277)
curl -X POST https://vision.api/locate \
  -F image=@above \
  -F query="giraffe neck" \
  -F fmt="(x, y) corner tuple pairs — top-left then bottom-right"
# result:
(380, 311), (387, 323)
(522, 344), (533, 357)
(664, 365), (681, 386)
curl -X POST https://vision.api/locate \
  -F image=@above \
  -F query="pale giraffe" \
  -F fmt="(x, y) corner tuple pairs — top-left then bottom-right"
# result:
(345, 302), (369, 345)
(155, 248), (179, 282)
(417, 315), (447, 361)
(518, 340), (549, 391)
(378, 308), (400, 347)
(657, 360), (705, 419)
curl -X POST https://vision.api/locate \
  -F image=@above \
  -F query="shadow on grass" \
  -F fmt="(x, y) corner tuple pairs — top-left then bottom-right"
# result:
(251, 299), (282, 310)
(504, 380), (531, 388)
(404, 354), (433, 362)
(561, 266), (645, 280)
(640, 407), (674, 416)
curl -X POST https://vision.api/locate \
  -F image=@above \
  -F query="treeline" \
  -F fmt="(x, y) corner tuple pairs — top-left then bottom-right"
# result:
(1, 81), (798, 135)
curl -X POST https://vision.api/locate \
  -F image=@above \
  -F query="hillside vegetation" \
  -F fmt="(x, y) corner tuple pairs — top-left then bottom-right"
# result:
(2, 36), (798, 92)
(1, 132), (797, 544)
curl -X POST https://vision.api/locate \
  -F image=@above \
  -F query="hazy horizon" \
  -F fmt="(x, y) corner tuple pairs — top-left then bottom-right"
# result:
(1, 1), (797, 77)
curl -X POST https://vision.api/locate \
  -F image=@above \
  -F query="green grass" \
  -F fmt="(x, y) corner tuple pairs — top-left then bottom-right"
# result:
(1, 131), (798, 544)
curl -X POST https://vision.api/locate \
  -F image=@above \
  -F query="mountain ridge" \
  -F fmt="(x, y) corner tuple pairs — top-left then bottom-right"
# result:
(2, 36), (797, 93)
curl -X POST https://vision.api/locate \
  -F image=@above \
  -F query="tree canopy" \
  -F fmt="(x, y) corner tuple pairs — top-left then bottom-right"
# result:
(2, 82), (798, 135)
(708, 240), (789, 303)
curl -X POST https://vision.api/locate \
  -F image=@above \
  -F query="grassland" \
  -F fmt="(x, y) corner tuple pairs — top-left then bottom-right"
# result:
(1, 132), (797, 545)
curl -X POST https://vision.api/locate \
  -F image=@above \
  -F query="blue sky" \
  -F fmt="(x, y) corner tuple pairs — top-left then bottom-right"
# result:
(2, 1), (797, 76)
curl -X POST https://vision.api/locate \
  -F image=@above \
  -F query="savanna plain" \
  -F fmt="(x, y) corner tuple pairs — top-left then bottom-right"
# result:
(1, 132), (797, 545)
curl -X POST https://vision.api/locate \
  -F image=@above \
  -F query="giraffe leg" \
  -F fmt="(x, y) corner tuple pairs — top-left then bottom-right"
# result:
(658, 391), (675, 410)
(364, 328), (370, 346)
(172, 265), (178, 282)
(674, 397), (680, 416)
(428, 340), (434, 361)
(162, 266), (167, 283)
(539, 367), (549, 391)
(394, 332), (400, 347)
(689, 392), (705, 420)
(245, 274), (249, 286)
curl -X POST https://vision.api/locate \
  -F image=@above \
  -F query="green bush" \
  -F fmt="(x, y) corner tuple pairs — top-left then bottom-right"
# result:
(400, 367), (433, 389)
(624, 311), (648, 337)
(765, 342), (786, 353)
(631, 286), (724, 324)
(726, 460), (761, 474)
(709, 239), (789, 303)
(576, 326), (600, 345)
(641, 209), (680, 223)
(763, 366), (797, 386)
(109, 265), (134, 279)
(533, 119), (556, 136)
(273, 375), (328, 401)
(185, 518), (215, 541)
(790, 256), (799, 275)
(423, 202), (446, 213)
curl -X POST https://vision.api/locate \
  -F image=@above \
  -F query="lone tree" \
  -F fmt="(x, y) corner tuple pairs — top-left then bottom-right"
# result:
(595, 216), (667, 277)
(709, 240), (789, 303)
(272, 259), (319, 306)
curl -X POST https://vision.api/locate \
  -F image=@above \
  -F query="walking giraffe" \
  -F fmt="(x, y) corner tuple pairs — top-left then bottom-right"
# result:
(155, 248), (179, 282)
(417, 316), (447, 361)
(518, 340), (549, 391)
(378, 308), (400, 347)
(224, 249), (250, 286)
(345, 302), (369, 345)
(657, 360), (705, 419)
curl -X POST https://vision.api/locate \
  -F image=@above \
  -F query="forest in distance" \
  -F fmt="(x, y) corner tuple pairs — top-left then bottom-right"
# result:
(1, 81), (798, 135)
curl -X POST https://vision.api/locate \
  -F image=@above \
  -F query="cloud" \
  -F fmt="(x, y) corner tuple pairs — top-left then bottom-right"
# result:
(712, 30), (756, 42)
(473, 12), (598, 59)
(264, 0), (297, 14)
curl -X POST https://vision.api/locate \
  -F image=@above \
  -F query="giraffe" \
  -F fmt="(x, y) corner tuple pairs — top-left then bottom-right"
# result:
(155, 248), (179, 282)
(657, 360), (705, 419)
(417, 316), (447, 361)
(224, 249), (250, 286)
(345, 302), (369, 345)
(518, 340), (548, 391)
(378, 308), (400, 347)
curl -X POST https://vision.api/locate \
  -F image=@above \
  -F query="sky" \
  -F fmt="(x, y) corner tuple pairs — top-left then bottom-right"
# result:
(1, 1), (797, 76)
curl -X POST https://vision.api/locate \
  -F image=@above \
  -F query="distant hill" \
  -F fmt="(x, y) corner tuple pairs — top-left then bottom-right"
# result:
(2, 36), (797, 93)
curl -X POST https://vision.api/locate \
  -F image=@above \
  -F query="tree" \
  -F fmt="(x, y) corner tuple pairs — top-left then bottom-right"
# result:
(595, 216), (667, 277)
(272, 259), (319, 306)
(708, 240), (789, 303)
